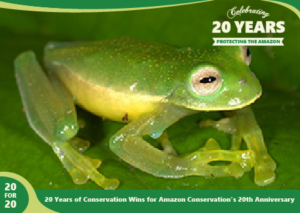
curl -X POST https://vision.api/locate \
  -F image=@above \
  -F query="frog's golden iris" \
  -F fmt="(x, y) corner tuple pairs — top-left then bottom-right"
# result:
(191, 67), (222, 96)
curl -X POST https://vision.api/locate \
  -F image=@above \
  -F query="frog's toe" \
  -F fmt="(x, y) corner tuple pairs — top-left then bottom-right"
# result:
(53, 141), (119, 189)
(90, 173), (120, 190)
(68, 162), (119, 189)
(255, 167), (276, 186)
(200, 138), (221, 151)
(84, 155), (102, 169)
(69, 137), (90, 152)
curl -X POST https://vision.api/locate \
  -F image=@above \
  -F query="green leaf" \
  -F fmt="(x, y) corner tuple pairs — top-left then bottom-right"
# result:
(0, 0), (300, 190)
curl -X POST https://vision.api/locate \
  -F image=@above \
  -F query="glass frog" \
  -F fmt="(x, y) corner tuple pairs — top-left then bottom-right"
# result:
(14, 37), (276, 189)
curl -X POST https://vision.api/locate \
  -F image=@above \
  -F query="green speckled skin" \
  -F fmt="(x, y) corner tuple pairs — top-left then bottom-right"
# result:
(44, 37), (261, 115)
(45, 38), (179, 95)
(14, 37), (276, 189)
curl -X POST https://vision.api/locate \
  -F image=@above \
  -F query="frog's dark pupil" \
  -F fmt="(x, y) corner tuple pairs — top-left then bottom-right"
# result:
(247, 48), (251, 57)
(200, 76), (216, 84)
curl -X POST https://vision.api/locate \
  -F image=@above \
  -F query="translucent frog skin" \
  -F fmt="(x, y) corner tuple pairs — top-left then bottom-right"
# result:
(14, 37), (276, 189)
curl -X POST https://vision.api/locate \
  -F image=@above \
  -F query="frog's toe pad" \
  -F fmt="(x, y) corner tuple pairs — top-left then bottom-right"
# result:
(255, 166), (276, 186)
(68, 166), (89, 185)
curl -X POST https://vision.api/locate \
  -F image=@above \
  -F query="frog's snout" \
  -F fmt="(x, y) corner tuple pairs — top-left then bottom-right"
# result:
(235, 73), (262, 106)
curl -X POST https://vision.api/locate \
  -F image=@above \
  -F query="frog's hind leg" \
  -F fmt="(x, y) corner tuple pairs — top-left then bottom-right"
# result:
(109, 104), (254, 179)
(15, 51), (119, 189)
(199, 107), (276, 186)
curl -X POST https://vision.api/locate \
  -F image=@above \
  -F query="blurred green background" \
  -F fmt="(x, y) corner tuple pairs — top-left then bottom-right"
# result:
(0, 0), (299, 190)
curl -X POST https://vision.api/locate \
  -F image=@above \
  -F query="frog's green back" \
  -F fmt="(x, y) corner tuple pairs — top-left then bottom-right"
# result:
(45, 37), (177, 95)
(44, 37), (261, 122)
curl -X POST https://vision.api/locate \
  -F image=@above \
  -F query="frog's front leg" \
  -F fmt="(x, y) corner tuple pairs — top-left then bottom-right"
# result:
(200, 106), (276, 186)
(110, 104), (254, 179)
(15, 51), (119, 189)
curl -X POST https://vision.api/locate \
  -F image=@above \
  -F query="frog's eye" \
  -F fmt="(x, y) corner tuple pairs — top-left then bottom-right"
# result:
(241, 46), (251, 66)
(191, 67), (222, 96)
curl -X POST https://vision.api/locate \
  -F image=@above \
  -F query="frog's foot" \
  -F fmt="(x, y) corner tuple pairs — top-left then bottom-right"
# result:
(181, 138), (255, 178)
(157, 132), (178, 156)
(53, 141), (119, 190)
(200, 118), (261, 171)
(199, 138), (252, 170)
